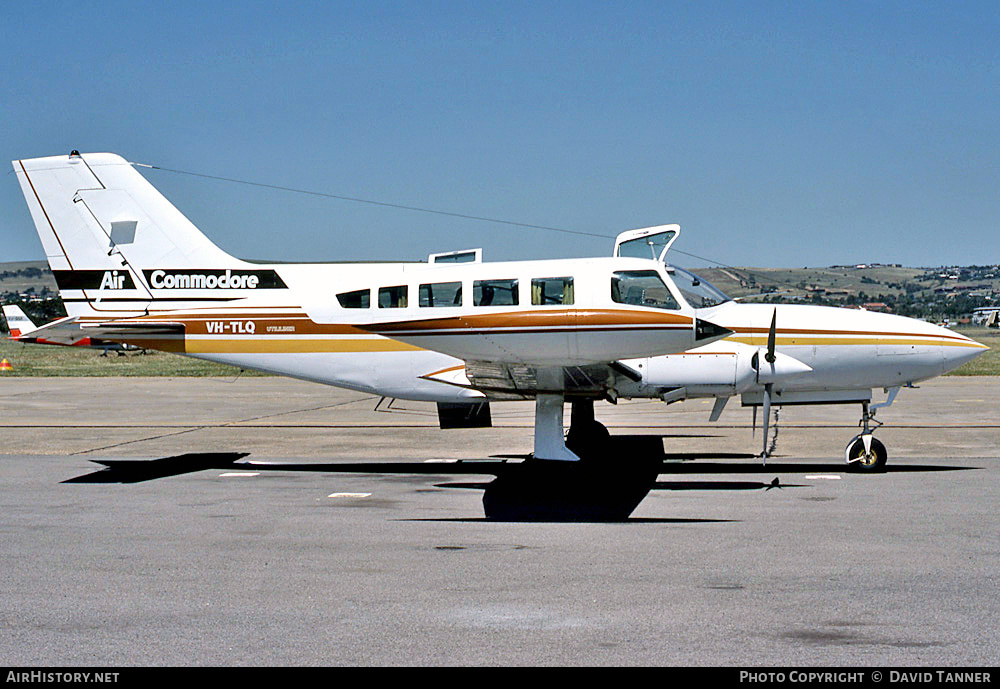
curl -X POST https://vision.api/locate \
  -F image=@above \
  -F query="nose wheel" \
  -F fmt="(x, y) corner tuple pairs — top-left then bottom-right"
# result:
(845, 399), (888, 473)
(846, 433), (887, 472)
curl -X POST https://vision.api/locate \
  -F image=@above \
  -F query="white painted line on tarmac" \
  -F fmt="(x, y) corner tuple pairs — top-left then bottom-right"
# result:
(328, 492), (372, 498)
(805, 475), (842, 480)
(219, 472), (260, 477)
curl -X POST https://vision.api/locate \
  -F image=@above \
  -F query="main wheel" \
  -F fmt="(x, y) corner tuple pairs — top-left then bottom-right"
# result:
(566, 420), (611, 459)
(846, 435), (887, 473)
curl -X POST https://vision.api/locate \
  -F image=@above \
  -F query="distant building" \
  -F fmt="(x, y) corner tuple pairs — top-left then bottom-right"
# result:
(861, 302), (891, 312)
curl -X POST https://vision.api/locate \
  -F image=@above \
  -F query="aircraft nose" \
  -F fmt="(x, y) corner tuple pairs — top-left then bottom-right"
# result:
(940, 328), (989, 373)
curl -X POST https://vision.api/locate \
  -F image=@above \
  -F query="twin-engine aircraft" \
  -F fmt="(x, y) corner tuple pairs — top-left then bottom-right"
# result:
(12, 152), (987, 516)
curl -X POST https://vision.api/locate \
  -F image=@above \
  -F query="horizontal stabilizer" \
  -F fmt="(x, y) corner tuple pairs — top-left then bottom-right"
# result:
(80, 321), (186, 338)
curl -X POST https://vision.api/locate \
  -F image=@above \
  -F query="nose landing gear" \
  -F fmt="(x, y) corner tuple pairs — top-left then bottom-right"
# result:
(845, 395), (894, 473)
(846, 431), (887, 472)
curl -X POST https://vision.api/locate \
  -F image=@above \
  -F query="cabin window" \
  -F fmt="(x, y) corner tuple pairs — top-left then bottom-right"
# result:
(531, 277), (574, 305)
(419, 281), (463, 307)
(611, 270), (679, 310)
(378, 285), (408, 308)
(337, 288), (370, 309)
(474, 279), (518, 306)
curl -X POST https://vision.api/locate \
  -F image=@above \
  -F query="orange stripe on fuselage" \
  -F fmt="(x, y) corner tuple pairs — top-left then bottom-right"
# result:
(729, 326), (974, 343)
(362, 309), (693, 334)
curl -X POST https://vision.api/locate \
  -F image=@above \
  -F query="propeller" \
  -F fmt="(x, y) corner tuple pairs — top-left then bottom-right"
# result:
(765, 309), (777, 364)
(757, 309), (778, 462)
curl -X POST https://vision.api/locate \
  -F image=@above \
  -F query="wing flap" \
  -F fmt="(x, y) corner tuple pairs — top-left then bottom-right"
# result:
(423, 360), (628, 400)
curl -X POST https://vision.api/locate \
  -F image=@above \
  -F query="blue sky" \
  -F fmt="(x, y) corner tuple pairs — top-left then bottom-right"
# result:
(2, 1), (997, 269)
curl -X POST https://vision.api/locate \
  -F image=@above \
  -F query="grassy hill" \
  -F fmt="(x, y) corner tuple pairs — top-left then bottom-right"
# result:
(697, 264), (999, 300)
(0, 260), (57, 297)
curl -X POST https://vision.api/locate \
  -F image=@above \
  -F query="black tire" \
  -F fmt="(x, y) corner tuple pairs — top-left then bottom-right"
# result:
(566, 420), (611, 459)
(847, 435), (887, 473)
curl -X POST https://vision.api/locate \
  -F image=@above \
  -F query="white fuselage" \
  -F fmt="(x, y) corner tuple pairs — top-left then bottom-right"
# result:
(82, 260), (984, 404)
(68, 256), (723, 400)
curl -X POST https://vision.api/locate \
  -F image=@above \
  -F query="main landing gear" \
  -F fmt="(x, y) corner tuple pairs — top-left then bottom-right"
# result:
(482, 396), (659, 521)
(845, 387), (900, 473)
(565, 398), (611, 458)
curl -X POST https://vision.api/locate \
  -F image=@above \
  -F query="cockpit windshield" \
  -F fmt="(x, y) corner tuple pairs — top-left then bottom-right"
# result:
(667, 266), (731, 308)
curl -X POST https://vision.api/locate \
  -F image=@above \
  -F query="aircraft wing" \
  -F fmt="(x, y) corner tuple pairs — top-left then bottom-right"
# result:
(421, 360), (642, 401)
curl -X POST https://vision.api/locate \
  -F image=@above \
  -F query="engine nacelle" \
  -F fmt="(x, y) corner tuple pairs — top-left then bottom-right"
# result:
(625, 346), (812, 398)
(632, 350), (757, 397)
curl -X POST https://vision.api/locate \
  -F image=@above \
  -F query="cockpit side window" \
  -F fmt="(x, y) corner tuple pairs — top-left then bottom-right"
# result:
(668, 266), (731, 308)
(611, 270), (679, 310)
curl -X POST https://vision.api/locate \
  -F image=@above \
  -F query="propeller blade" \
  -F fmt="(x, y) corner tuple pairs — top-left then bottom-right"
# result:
(765, 308), (777, 364)
(761, 382), (772, 463)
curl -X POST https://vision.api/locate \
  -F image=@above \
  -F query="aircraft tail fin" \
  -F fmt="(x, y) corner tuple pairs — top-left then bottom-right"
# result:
(12, 151), (252, 317)
(2, 304), (38, 338)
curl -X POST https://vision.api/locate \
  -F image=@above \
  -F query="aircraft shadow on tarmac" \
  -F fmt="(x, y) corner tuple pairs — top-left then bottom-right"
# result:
(396, 516), (738, 524)
(63, 452), (252, 483)
(61, 444), (978, 522)
(62, 446), (977, 485)
(437, 479), (810, 491)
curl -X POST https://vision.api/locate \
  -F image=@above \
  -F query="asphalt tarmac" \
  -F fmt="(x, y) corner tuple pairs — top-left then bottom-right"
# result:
(1, 376), (997, 666)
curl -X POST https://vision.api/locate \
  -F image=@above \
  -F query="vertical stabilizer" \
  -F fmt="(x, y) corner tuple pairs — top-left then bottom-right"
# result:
(2, 304), (37, 338)
(13, 152), (249, 317)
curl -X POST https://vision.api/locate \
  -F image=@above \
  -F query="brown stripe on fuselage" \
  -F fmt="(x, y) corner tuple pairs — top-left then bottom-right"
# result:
(361, 309), (693, 334)
(80, 313), (368, 336)
(76, 310), (970, 345)
(729, 326), (973, 343)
